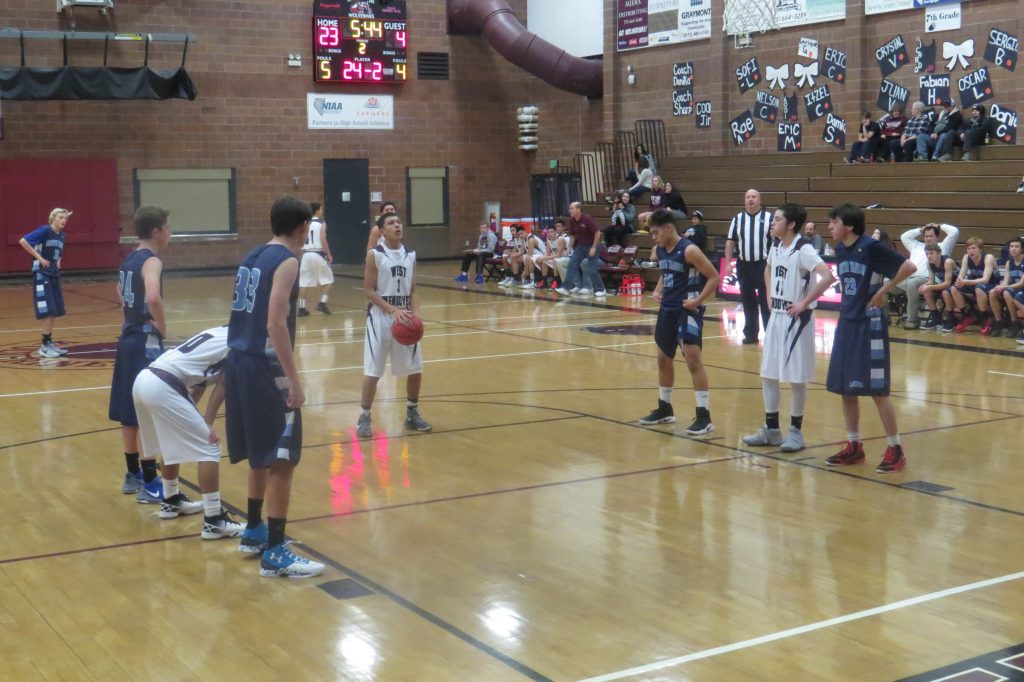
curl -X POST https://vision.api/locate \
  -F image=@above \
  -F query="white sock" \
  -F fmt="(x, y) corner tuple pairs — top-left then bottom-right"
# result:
(360, 407), (371, 418)
(848, 432), (861, 443)
(695, 390), (710, 409)
(887, 434), (901, 447)
(202, 492), (222, 518)
(790, 382), (807, 417)
(163, 477), (179, 499)
(298, 298), (306, 308)
(761, 378), (780, 414)
(659, 386), (672, 403)
(321, 294), (329, 303)
(407, 400), (418, 410)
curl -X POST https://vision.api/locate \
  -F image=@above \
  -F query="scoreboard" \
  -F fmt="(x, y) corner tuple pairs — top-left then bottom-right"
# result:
(313, 0), (408, 83)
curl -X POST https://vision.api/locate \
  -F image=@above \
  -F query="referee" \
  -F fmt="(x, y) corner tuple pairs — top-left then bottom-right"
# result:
(724, 189), (773, 344)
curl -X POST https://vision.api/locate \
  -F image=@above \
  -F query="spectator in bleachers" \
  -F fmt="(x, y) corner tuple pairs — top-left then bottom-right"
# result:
(498, 225), (527, 287)
(663, 180), (689, 222)
(604, 191), (637, 247)
(920, 243), (959, 331)
(848, 111), (882, 163)
(930, 99), (962, 162)
(636, 176), (666, 230)
(683, 210), (709, 254)
(454, 223), (497, 284)
(900, 102), (933, 161)
(878, 106), (907, 162)
(987, 237), (1024, 337)
(627, 158), (653, 201)
(627, 143), (657, 185)
(951, 236), (998, 332)
(959, 104), (988, 161)
(1018, 175), (1024, 193)
(897, 223), (960, 328)
(555, 202), (607, 299)
(802, 221), (824, 254)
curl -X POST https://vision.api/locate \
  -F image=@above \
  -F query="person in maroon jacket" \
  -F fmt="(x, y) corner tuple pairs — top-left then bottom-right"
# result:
(555, 202), (608, 299)
(878, 106), (907, 162)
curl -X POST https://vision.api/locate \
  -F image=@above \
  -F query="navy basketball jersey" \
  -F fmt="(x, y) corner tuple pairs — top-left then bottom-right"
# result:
(23, 225), (65, 274)
(118, 248), (161, 335)
(228, 244), (298, 356)
(835, 235), (906, 320)
(1006, 257), (1024, 285)
(963, 253), (997, 284)
(929, 255), (959, 282)
(656, 237), (704, 310)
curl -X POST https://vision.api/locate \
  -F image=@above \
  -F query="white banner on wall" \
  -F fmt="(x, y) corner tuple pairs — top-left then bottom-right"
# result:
(925, 3), (961, 32)
(616, 0), (711, 51)
(867, 0), (971, 16)
(306, 93), (394, 130)
(775, 0), (846, 30)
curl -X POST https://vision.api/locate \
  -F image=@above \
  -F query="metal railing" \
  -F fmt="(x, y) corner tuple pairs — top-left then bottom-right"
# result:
(634, 119), (668, 168)
(574, 152), (603, 204)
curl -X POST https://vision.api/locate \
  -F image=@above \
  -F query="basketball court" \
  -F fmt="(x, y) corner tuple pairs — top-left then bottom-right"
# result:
(1, 263), (1022, 681)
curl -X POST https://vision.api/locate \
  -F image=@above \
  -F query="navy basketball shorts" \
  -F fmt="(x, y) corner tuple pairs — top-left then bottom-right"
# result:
(654, 305), (705, 357)
(108, 332), (165, 426)
(225, 351), (302, 469)
(33, 270), (65, 320)
(1013, 290), (1024, 305)
(826, 310), (891, 397)
(956, 282), (994, 298)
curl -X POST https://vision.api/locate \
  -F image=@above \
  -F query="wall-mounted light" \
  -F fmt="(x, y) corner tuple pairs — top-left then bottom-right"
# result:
(626, 65), (636, 86)
(287, 53), (302, 67)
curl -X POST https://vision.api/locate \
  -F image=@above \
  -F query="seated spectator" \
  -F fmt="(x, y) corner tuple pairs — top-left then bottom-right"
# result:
(901, 101), (934, 161)
(920, 243), (959, 331)
(959, 104), (988, 161)
(454, 223), (497, 284)
(802, 221), (825, 254)
(626, 143), (657, 185)
(682, 210), (708, 254)
(636, 176), (666, 230)
(897, 222), (960, 328)
(987, 237), (1024, 337)
(1018, 175), (1024, 193)
(931, 99), (962, 162)
(663, 181), (689, 222)
(627, 158), (653, 201)
(848, 111), (882, 163)
(498, 225), (527, 287)
(951, 236), (999, 332)
(603, 191), (637, 247)
(878, 107), (907, 162)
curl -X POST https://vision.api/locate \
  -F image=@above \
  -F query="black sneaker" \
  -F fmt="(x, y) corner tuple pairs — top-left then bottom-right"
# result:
(317, 302), (332, 315)
(685, 407), (713, 435)
(920, 312), (941, 330)
(638, 400), (674, 425)
(297, 307), (310, 317)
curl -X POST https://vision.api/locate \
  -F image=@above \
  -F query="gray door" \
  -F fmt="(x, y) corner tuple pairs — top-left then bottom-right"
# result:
(323, 159), (371, 265)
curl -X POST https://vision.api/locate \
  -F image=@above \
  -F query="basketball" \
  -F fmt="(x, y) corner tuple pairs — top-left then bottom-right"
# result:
(391, 314), (424, 345)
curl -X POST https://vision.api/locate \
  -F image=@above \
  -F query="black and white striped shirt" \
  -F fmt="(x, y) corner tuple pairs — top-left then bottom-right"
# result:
(727, 210), (773, 262)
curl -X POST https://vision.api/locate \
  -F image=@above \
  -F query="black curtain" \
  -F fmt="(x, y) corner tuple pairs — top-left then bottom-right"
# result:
(0, 66), (197, 100)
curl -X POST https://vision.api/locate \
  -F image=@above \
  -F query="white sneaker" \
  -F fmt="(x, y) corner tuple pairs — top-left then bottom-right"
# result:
(593, 290), (608, 298)
(260, 545), (325, 579)
(38, 344), (61, 358)
(519, 280), (535, 289)
(158, 493), (204, 519)
(742, 426), (783, 446)
(498, 277), (511, 287)
(554, 287), (570, 295)
(201, 512), (246, 540)
(575, 288), (593, 297)
(780, 426), (806, 453)
(569, 287), (580, 294)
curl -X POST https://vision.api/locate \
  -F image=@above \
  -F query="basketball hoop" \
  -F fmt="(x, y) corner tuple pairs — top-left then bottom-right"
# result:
(724, 0), (777, 46)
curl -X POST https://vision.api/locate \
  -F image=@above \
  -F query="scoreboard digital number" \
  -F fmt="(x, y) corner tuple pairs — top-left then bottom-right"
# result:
(313, 0), (408, 83)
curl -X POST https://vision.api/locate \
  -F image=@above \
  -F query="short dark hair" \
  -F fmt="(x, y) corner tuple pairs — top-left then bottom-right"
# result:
(924, 243), (941, 254)
(922, 223), (941, 238)
(826, 202), (866, 235)
(134, 205), (170, 239)
(310, 201), (322, 215)
(862, 111), (873, 120)
(649, 209), (677, 229)
(637, 157), (649, 170)
(777, 202), (807, 232)
(554, 219), (565, 227)
(380, 201), (397, 213)
(1009, 237), (1023, 249)
(376, 211), (399, 230)
(270, 197), (312, 236)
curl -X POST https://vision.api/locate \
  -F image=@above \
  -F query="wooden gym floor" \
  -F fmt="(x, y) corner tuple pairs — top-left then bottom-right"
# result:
(0, 261), (1022, 682)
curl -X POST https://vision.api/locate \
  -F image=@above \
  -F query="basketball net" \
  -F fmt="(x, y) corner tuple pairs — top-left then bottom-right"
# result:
(723, 0), (778, 45)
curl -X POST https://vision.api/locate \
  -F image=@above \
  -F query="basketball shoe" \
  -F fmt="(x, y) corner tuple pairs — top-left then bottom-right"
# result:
(356, 413), (373, 439)
(825, 441), (865, 466)
(742, 425), (783, 446)
(405, 407), (432, 432)
(201, 512), (246, 540)
(685, 408), (713, 435)
(136, 477), (163, 504)
(875, 445), (907, 473)
(121, 470), (143, 494)
(239, 521), (269, 555)
(158, 492), (204, 519)
(780, 427), (806, 452)
(260, 545), (325, 579)
(638, 400), (674, 425)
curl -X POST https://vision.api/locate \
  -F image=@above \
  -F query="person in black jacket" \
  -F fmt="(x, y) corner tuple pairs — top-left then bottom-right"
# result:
(663, 180), (688, 221)
(931, 100), (963, 162)
(848, 111), (883, 163)
(960, 103), (988, 161)
(682, 210), (709, 255)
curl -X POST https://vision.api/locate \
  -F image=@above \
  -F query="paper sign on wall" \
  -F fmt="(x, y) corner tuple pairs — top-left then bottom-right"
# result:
(696, 101), (713, 128)
(729, 110), (757, 145)
(754, 90), (780, 122)
(821, 47), (847, 83)
(957, 66), (994, 108)
(777, 122), (802, 151)
(823, 113), (846, 149)
(803, 84), (833, 122)
(876, 35), (909, 77)
(984, 28), (1018, 72)
(989, 103), (1017, 143)
(919, 73), (952, 107)
(925, 4), (961, 33)
(798, 37), (819, 60)
(736, 57), (762, 93)
(877, 79), (910, 111)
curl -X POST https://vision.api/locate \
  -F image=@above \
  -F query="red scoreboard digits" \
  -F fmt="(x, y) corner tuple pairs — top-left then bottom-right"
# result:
(313, 0), (408, 83)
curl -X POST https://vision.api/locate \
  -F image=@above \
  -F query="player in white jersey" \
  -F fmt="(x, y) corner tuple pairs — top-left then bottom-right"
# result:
(357, 212), (431, 438)
(365, 200), (398, 251)
(132, 325), (246, 539)
(298, 202), (334, 316)
(742, 203), (836, 452)
(519, 229), (549, 288)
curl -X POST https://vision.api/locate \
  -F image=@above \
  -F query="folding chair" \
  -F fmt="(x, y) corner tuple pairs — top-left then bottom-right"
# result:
(483, 239), (507, 281)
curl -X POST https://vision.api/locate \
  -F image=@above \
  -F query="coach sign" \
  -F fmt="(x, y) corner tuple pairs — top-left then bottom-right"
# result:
(306, 93), (395, 130)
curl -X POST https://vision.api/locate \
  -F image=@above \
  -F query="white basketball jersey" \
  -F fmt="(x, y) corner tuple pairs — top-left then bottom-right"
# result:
(554, 234), (570, 255)
(304, 219), (324, 252)
(150, 326), (229, 387)
(768, 238), (824, 312)
(529, 234), (548, 256)
(371, 244), (416, 314)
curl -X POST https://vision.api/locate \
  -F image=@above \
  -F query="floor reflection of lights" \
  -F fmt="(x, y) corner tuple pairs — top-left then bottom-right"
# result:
(328, 430), (413, 515)
(718, 305), (838, 353)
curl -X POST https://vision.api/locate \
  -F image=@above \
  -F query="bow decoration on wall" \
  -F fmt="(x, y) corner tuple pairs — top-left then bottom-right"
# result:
(943, 39), (974, 71)
(794, 61), (818, 88)
(766, 64), (790, 90)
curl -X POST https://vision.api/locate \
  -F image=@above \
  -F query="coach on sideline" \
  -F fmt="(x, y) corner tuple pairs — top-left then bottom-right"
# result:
(724, 188), (773, 344)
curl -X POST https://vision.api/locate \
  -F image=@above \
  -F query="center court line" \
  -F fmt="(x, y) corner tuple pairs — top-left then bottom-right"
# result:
(989, 370), (1024, 378)
(576, 569), (1024, 682)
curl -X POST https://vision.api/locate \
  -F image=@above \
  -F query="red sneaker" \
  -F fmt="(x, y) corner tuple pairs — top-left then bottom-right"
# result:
(534, 280), (546, 289)
(954, 315), (976, 333)
(875, 445), (906, 473)
(979, 318), (993, 336)
(825, 441), (865, 467)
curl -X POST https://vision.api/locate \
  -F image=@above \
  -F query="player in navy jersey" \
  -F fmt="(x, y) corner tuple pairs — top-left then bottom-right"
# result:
(919, 243), (959, 332)
(824, 203), (917, 474)
(109, 206), (172, 499)
(637, 209), (720, 435)
(951, 237), (999, 333)
(987, 237), (1024, 338)
(225, 196), (324, 579)
(18, 208), (72, 358)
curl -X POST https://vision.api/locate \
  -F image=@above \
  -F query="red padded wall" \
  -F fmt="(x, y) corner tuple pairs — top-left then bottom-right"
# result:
(1, 159), (121, 274)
